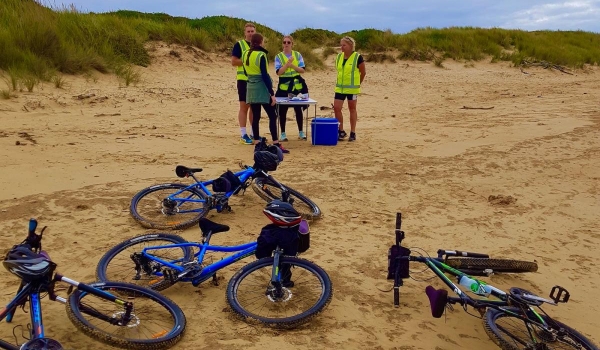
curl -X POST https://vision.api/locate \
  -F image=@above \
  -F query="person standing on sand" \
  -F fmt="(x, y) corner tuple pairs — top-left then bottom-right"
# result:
(274, 35), (309, 141)
(333, 36), (366, 142)
(231, 22), (255, 145)
(243, 33), (289, 153)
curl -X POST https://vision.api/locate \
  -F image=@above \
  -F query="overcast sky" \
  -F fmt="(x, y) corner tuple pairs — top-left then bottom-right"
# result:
(45, 0), (600, 34)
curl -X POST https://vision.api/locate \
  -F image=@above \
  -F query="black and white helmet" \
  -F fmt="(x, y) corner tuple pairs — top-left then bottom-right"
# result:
(263, 200), (302, 226)
(3, 245), (55, 281)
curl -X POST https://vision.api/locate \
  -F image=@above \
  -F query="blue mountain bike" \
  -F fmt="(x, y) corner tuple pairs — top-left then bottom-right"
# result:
(0, 219), (186, 350)
(130, 140), (321, 230)
(95, 218), (332, 328)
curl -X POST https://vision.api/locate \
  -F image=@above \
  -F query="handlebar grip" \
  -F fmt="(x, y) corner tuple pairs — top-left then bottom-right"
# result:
(28, 218), (38, 234)
(395, 213), (401, 230)
(394, 286), (399, 307)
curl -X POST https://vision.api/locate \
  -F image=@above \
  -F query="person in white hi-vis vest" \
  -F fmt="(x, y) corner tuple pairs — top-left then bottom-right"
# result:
(334, 36), (366, 142)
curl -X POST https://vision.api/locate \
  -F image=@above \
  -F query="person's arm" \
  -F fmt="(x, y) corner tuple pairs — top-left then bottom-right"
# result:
(231, 42), (242, 67)
(358, 55), (366, 84)
(293, 53), (306, 74)
(260, 55), (274, 95)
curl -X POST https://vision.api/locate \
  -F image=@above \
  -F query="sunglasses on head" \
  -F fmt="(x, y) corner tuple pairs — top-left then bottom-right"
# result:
(283, 41), (292, 44)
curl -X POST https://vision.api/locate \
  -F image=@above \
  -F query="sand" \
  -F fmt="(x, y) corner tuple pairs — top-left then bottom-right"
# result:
(1, 43), (599, 349)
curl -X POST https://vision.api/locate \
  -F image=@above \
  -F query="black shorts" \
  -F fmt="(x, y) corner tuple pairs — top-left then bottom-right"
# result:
(334, 93), (358, 101)
(237, 80), (247, 102)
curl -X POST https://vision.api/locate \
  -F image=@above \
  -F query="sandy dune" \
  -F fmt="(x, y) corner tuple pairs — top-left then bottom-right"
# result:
(1, 43), (599, 349)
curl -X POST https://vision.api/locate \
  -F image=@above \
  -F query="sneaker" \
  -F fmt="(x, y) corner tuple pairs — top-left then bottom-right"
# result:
(280, 132), (288, 142)
(274, 142), (290, 154)
(348, 132), (356, 142)
(240, 134), (253, 145)
(338, 130), (348, 141)
(298, 131), (307, 140)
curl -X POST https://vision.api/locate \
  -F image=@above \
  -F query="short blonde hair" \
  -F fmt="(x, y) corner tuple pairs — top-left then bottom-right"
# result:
(283, 35), (294, 44)
(245, 23), (256, 29)
(341, 36), (355, 50)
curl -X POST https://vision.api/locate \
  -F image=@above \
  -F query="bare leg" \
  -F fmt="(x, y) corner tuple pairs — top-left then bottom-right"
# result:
(333, 99), (345, 131)
(238, 101), (250, 128)
(348, 99), (358, 133)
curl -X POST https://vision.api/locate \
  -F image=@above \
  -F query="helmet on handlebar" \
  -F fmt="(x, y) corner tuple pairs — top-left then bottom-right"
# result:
(263, 199), (302, 227)
(254, 151), (280, 172)
(3, 245), (55, 281)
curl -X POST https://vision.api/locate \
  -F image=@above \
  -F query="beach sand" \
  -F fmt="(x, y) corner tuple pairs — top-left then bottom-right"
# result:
(1, 43), (599, 349)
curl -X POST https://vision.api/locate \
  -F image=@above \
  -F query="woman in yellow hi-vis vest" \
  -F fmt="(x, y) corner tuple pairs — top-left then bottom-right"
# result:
(275, 35), (309, 141)
(334, 36), (366, 142)
(243, 33), (289, 153)
(231, 23), (255, 145)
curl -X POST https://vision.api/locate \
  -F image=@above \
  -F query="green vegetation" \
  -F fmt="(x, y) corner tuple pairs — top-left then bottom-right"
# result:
(1, 0), (599, 82)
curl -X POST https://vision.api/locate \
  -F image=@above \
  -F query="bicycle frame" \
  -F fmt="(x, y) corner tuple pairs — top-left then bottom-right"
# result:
(1, 273), (134, 350)
(142, 235), (257, 287)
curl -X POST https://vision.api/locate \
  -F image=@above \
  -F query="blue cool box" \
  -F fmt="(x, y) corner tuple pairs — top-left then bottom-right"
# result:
(311, 118), (339, 146)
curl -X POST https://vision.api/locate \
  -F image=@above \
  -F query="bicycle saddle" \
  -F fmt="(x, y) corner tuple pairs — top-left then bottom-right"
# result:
(199, 218), (230, 236)
(175, 165), (203, 178)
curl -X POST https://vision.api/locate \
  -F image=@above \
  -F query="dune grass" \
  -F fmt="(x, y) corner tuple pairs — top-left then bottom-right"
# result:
(1, 0), (599, 82)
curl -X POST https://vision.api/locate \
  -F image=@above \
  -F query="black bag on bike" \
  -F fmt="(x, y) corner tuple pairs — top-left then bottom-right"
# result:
(387, 245), (411, 280)
(212, 170), (242, 193)
(255, 224), (299, 259)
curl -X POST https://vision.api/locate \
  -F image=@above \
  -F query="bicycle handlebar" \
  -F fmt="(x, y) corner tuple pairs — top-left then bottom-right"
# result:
(24, 218), (45, 252)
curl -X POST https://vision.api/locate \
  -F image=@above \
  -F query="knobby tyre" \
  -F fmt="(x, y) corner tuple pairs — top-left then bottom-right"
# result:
(445, 258), (538, 276)
(130, 183), (209, 230)
(483, 307), (598, 350)
(251, 178), (321, 220)
(226, 256), (332, 328)
(96, 233), (193, 291)
(66, 281), (186, 350)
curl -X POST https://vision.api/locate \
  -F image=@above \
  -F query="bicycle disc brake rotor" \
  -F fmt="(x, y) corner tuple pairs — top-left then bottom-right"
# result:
(266, 286), (292, 302)
(509, 287), (544, 306)
(112, 311), (141, 328)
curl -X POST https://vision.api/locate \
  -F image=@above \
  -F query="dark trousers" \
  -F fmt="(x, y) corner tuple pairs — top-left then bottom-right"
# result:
(250, 103), (279, 141)
(278, 105), (304, 133)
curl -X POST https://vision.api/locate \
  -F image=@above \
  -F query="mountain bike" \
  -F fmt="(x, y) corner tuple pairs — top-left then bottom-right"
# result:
(130, 138), (321, 230)
(388, 212), (598, 349)
(96, 217), (332, 328)
(0, 219), (186, 350)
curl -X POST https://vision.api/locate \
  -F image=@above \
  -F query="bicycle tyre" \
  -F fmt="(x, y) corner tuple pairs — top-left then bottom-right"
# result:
(96, 233), (193, 291)
(445, 258), (538, 275)
(226, 256), (332, 328)
(484, 307), (598, 349)
(251, 178), (322, 220)
(130, 183), (209, 230)
(66, 281), (186, 350)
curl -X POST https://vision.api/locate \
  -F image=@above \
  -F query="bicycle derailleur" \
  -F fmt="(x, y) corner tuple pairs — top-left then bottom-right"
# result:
(209, 194), (232, 213)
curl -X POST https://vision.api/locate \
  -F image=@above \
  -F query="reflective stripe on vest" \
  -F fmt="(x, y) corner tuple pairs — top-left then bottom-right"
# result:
(335, 52), (361, 94)
(277, 51), (303, 91)
(236, 40), (250, 81)
(243, 50), (267, 76)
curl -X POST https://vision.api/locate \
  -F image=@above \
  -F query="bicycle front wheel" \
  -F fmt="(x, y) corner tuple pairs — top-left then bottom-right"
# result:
(445, 258), (538, 276)
(252, 178), (321, 220)
(66, 281), (186, 350)
(130, 183), (209, 230)
(96, 233), (193, 291)
(484, 307), (598, 349)
(226, 256), (332, 328)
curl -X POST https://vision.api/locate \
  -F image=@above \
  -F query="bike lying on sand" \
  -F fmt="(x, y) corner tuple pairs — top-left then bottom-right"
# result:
(96, 217), (332, 329)
(387, 212), (598, 350)
(129, 138), (321, 230)
(0, 219), (186, 350)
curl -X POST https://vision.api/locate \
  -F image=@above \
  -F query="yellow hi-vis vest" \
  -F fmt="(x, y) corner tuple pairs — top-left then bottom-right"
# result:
(277, 51), (303, 91)
(335, 52), (361, 94)
(236, 40), (250, 81)
(242, 50), (268, 76)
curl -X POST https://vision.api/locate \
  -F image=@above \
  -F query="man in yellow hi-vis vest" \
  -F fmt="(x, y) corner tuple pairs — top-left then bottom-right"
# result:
(231, 23), (256, 145)
(334, 36), (366, 142)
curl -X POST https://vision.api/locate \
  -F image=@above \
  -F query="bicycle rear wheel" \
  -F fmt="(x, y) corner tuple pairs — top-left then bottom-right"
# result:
(130, 183), (209, 230)
(227, 256), (332, 328)
(66, 281), (186, 350)
(445, 258), (538, 276)
(252, 178), (321, 220)
(96, 233), (193, 291)
(484, 307), (598, 349)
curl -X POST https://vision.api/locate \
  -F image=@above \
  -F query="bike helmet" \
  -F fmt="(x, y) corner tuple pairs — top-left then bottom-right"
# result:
(254, 151), (279, 172)
(266, 144), (284, 163)
(263, 200), (302, 226)
(3, 245), (55, 281)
